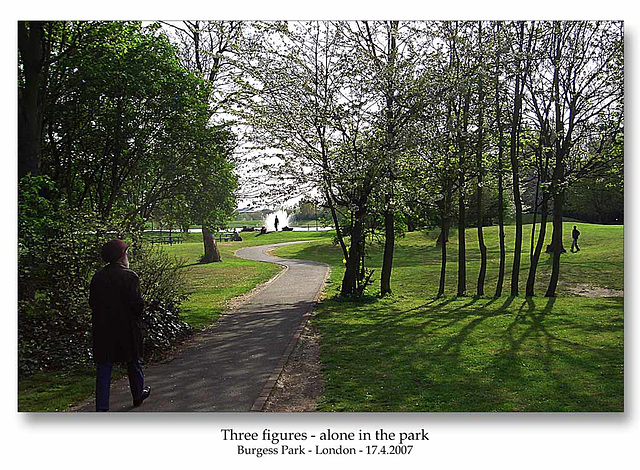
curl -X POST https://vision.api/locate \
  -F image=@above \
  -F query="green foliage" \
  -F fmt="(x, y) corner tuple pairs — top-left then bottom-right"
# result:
(18, 175), (107, 376)
(18, 175), (192, 376)
(129, 245), (192, 358)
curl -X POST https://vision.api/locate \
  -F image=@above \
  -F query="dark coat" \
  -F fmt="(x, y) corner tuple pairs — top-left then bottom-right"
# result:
(89, 263), (145, 363)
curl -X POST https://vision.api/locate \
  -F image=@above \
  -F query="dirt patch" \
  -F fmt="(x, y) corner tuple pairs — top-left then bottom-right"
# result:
(567, 283), (623, 297)
(264, 322), (324, 412)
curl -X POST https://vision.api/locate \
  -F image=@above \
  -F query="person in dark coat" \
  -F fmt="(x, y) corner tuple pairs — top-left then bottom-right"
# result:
(274, 215), (279, 232)
(571, 225), (581, 252)
(89, 239), (150, 411)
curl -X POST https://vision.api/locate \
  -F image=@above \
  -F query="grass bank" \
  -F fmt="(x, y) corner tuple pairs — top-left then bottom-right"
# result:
(273, 222), (624, 411)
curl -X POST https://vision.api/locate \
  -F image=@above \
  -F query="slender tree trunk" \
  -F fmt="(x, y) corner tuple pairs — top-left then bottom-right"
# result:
(545, 22), (567, 298)
(494, 23), (506, 298)
(457, 91), (470, 297)
(437, 213), (449, 298)
(380, 22), (398, 298)
(436, 224), (450, 246)
(380, 206), (394, 296)
(545, 190), (565, 297)
(510, 22), (525, 297)
(201, 225), (221, 263)
(529, 173), (540, 260)
(526, 195), (548, 296)
(437, 181), (452, 298)
(475, 21), (487, 296)
(496, 168), (506, 298)
(341, 210), (364, 297)
(457, 184), (466, 297)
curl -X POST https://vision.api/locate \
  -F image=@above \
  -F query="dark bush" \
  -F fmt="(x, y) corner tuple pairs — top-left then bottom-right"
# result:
(129, 244), (192, 360)
(18, 176), (191, 377)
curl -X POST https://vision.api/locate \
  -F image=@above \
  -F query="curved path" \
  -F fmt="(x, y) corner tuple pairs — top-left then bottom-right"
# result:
(76, 242), (328, 412)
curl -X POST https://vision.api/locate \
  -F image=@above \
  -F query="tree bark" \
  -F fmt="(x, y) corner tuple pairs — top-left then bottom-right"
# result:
(545, 190), (564, 297)
(475, 21), (487, 296)
(526, 195), (548, 296)
(545, 22), (566, 298)
(201, 225), (221, 263)
(494, 22), (506, 298)
(380, 207), (394, 296)
(457, 183), (466, 297)
(437, 216), (449, 298)
(341, 210), (365, 297)
(380, 22), (398, 298)
(509, 22), (525, 297)
(456, 92), (470, 297)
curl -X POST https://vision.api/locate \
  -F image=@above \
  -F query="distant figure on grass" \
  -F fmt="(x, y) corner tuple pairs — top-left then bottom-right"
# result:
(89, 240), (151, 411)
(571, 225), (581, 252)
(274, 215), (279, 232)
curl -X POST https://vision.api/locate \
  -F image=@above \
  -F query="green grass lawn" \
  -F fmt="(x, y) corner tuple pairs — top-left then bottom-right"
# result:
(273, 221), (624, 411)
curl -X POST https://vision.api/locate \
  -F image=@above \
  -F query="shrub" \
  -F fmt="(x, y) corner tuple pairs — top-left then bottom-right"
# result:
(18, 176), (191, 377)
(129, 244), (192, 359)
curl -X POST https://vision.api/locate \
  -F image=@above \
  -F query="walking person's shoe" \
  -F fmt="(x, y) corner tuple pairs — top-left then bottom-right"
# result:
(133, 386), (151, 407)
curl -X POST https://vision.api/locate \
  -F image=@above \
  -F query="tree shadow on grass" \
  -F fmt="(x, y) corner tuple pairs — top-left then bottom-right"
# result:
(320, 295), (622, 411)
(486, 297), (623, 411)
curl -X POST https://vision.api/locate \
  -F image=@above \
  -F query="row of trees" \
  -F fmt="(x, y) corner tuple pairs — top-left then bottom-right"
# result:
(192, 20), (621, 298)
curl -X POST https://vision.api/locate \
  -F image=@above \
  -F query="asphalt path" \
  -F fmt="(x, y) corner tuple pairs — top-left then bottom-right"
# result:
(75, 241), (328, 412)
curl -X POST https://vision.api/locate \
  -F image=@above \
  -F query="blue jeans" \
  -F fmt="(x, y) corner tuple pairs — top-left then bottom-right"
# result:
(96, 360), (145, 411)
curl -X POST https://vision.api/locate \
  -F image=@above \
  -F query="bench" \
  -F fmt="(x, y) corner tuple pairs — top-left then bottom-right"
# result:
(217, 232), (236, 242)
(149, 236), (183, 246)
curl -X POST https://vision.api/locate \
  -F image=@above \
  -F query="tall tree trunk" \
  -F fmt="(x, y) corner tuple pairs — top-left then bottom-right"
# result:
(341, 211), (364, 297)
(437, 182), (452, 298)
(201, 225), (221, 263)
(380, 22), (398, 298)
(457, 91), (470, 297)
(545, 21), (567, 298)
(529, 173), (541, 260)
(545, 190), (565, 297)
(18, 21), (47, 179)
(526, 195), (548, 296)
(509, 22), (525, 297)
(437, 219), (448, 299)
(475, 21), (487, 296)
(494, 22), (506, 298)
(380, 206), (394, 296)
(457, 182), (466, 297)
(496, 167), (506, 298)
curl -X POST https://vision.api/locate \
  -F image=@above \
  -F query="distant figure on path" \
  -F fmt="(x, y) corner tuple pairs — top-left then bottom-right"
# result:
(274, 215), (279, 232)
(571, 225), (581, 252)
(89, 240), (150, 411)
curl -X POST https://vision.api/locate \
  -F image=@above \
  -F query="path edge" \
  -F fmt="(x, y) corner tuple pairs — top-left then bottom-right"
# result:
(251, 260), (330, 412)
